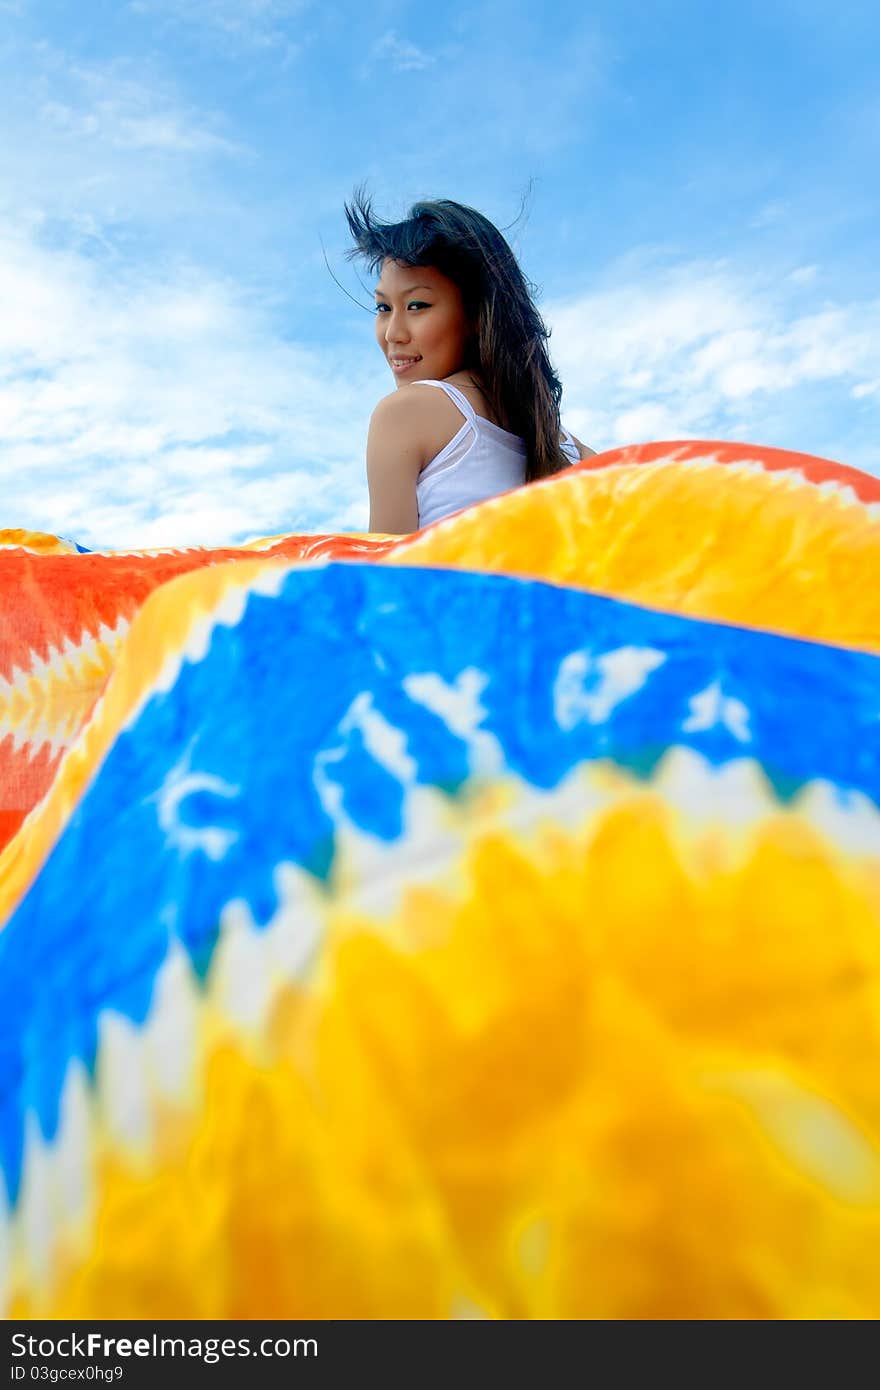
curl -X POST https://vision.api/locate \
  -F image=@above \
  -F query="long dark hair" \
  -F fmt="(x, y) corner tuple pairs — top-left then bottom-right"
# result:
(344, 189), (570, 481)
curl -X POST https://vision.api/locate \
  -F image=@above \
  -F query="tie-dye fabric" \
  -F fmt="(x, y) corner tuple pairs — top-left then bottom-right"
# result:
(1, 440), (879, 1319)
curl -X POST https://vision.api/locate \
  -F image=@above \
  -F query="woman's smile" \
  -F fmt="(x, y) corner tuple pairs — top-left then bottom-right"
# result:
(389, 354), (423, 375)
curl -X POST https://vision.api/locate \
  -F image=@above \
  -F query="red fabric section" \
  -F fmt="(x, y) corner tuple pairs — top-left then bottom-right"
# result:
(0, 533), (398, 851)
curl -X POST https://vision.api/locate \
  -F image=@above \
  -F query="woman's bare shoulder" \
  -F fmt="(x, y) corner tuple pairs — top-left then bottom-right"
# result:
(370, 382), (460, 426)
(370, 382), (466, 460)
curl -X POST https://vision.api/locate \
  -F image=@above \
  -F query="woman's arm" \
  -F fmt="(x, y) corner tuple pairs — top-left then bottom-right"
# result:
(366, 391), (428, 534)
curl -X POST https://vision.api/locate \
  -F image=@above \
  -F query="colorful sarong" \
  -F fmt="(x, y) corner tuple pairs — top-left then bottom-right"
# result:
(1, 440), (879, 1318)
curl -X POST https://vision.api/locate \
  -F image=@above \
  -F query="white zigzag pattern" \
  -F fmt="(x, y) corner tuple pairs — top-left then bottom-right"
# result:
(0, 616), (130, 760)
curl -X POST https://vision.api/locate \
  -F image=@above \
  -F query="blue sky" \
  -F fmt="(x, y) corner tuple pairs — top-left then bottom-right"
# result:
(1, 0), (878, 546)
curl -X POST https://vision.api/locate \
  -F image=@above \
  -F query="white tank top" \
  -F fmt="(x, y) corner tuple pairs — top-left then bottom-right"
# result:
(413, 380), (581, 529)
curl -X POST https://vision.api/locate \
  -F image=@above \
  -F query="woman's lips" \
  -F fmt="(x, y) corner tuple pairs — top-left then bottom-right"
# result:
(390, 355), (422, 375)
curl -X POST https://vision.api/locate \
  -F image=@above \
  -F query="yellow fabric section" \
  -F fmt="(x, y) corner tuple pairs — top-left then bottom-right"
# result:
(0, 530), (82, 555)
(12, 791), (880, 1319)
(391, 462), (880, 652)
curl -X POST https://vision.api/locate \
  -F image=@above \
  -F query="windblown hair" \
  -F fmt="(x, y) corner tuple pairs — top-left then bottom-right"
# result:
(344, 189), (570, 481)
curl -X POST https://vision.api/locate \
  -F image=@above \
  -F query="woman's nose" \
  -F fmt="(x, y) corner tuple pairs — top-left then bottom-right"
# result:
(385, 310), (410, 344)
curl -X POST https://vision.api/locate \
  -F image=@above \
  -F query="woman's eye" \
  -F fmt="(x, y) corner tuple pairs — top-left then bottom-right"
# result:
(374, 300), (429, 313)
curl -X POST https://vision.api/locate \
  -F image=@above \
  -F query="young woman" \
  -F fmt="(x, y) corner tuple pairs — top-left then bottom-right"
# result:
(345, 191), (594, 534)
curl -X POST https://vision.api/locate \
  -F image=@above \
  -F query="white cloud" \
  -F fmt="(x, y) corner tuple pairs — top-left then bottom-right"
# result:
(545, 257), (880, 465)
(749, 200), (788, 229)
(369, 30), (436, 73)
(788, 265), (819, 286)
(41, 99), (236, 156)
(129, 0), (309, 55)
(0, 223), (378, 548)
(0, 46), (248, 253)
(37, 62), (242, 156)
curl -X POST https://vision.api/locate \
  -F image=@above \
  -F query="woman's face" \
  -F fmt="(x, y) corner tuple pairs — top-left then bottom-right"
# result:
(374, 259), (471, 385)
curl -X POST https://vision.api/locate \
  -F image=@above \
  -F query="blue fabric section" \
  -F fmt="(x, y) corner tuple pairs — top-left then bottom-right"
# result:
(1, 561), (878, 1205)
